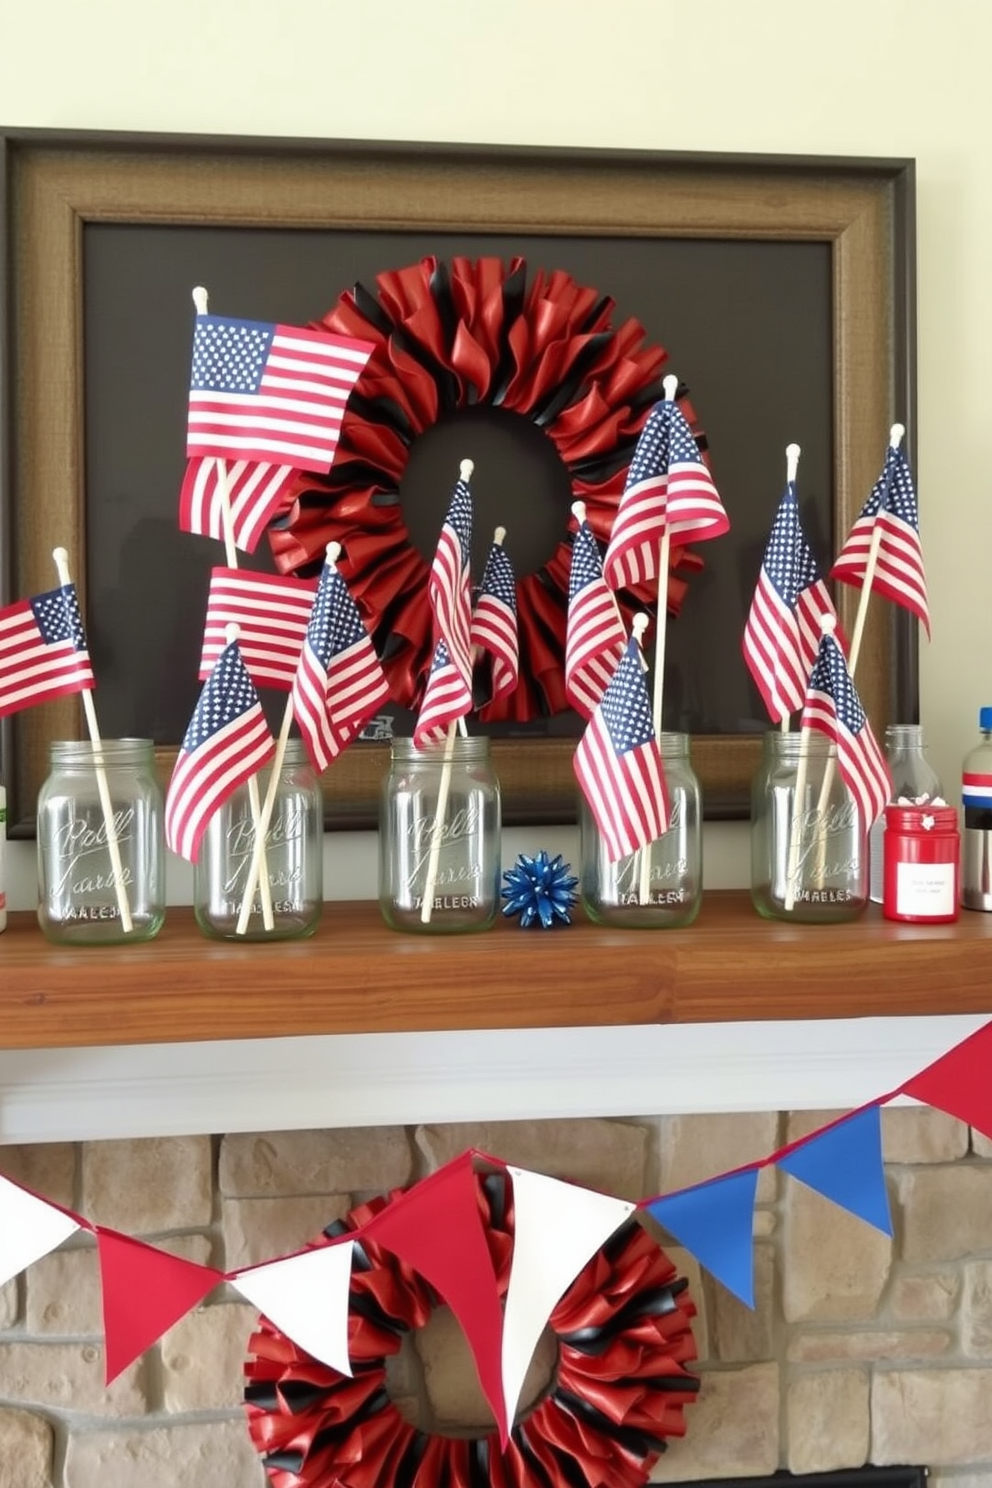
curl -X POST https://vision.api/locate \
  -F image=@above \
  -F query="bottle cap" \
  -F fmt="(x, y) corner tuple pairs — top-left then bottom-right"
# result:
(980, 707), (992, 731)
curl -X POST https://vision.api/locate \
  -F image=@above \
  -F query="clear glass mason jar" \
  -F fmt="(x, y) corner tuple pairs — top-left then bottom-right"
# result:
(579, 731), (702, 928)
(379, 736), (500, 934)
(36, 738), (165, 944)
(751, 731), (868, 923)
(193, 740), (323, 941)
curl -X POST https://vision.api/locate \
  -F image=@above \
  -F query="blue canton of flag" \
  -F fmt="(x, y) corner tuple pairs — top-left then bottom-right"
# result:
(830, 443), (930, 636)
(800, 631), (891, 828)
(742, 482), (839, 723)
(191, 320), (274, 394)
(165, 639), (275, 863)
(573, 637), (669, 862)
(290, 559), (390, 774)
(470, 541), (519, 705)
(566, 519), (626, 720)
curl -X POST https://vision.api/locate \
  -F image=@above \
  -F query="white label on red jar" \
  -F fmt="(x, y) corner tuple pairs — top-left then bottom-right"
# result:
(896, 860), (956, 917)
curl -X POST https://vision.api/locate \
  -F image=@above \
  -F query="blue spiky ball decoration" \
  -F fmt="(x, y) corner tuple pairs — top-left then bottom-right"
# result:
(501, 851), (579, 930)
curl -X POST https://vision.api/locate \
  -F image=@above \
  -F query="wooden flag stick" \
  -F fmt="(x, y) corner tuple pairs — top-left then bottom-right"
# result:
(420, 459), (474, 925)
(780, 442), (802, 733)
(51, 547), (133, 934)
(191, 286), (274, 931)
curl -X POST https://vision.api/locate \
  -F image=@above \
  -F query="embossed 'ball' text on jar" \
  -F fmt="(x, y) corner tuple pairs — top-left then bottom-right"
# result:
(36, 738), (166, 943)
(750, 730), (868, 923)
(579, 731), (702, 928)
(379, 736), (500, 934)
(193, 739), (323, 941)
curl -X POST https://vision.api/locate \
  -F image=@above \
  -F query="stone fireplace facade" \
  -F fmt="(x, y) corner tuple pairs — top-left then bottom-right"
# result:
(1, 1107), (992, 1488)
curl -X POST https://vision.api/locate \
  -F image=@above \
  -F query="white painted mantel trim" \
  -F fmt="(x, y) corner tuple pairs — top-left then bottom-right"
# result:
(1, 1014), (987, 1145)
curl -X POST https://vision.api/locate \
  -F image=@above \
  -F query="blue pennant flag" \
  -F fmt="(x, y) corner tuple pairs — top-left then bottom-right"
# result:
(645, 1168), (759, 1307)
(777, 1105), (892, 1236)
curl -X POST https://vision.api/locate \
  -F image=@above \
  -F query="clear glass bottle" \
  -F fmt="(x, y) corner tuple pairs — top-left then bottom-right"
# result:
(751, 731), (868, 923)
(379, 736), (500, 934)
(961, 707), (992, 911)
(868, 723), (942, 903)
(579, 731), (702, 928)
(36, 738), (165, 944)
(193, 740), (323, 940)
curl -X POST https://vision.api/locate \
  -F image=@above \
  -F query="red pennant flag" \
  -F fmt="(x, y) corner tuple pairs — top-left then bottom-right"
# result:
(96, 1227), (225, 1383)
(900, 1019), (992, 1140)
(361, 1154), (507, 1444)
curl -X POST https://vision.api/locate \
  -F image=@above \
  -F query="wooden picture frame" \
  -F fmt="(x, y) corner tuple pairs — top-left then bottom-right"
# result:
(0, 129), (915, 835)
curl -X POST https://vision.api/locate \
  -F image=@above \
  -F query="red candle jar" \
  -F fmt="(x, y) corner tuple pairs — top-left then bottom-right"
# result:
(882, 804), (960, 923)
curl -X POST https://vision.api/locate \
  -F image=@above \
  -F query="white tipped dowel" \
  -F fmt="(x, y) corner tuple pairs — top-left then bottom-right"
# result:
(460, 458), (474, 482)
(192, 286), (209, 316)
(786, 442), (801, 484)
(51, 547), (133, 933)
(631, 612), (659, 907)
(571, 500), (586, 526)
(890, 422), (905, 449)
(663, 374), (679, 401)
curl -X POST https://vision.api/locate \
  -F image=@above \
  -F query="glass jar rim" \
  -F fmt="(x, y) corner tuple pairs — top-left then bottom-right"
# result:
(761, 730), (837, 759)
(390, 735), (491, 763)
(48, 737), (154, 765)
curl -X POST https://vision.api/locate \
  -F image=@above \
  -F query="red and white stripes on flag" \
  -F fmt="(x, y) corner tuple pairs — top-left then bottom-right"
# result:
(0, 584), (94, 720)
(414, 474), (474, 744)
(830, 444), (930, 636)
(800, 630), (892, 828)
(178, 458), (299, 556)
(199, 568), (318, 692)
(566, 518), (627, 720)
(470, 541), (518, 705)
(573, 637), (670, 863)
(291, 558), (390, 775)
(186, 316), (374, 472)
(414, 639), (474, 748)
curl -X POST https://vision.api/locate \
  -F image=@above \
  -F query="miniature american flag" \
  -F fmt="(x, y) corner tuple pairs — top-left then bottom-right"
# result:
(199, 568), (319, 693)
(415, 473), (474, 744)
(470, 541), (518, 704)
(291, 558), (390, 774)
(0, 584), (94, 720)
(573, 637), (670, 863)
(178, 457), (298, 556)
(186, 315), (374, 472)
(165, 639), (275, 863)
(830, 444), (930, 636)
(742, 481), (839, 723)
(415, 639), (474, 747)
(800, 629), (891, 828)
(566, 518), (626, 720)
(603, 399), (728, 591)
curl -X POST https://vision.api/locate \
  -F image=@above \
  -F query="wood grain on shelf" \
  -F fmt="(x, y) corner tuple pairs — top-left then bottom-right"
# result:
(2, 892), (992, 1051)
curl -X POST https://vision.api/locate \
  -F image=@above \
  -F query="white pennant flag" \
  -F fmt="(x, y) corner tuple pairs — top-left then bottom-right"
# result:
(502, 1166), (635, 1428)
(0, 1174), (81, 1286)
(230, 1238), (354, 1375)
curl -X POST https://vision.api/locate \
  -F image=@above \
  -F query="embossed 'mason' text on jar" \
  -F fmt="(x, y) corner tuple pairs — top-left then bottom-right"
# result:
(36, 738), (165, 943)
(379, 736), (500, 933)
(750, 730), (868, 923)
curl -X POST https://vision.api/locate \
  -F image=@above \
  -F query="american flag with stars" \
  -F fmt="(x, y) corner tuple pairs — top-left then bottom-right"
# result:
(165, 638), (275, 863)
(469, 541), (518, 705)
(603, 399), (729, 591)
(0, 584), (94, 720)
(199, 568), (319, 693)
(415, 473), (474, 744)
(291, 557), (390, 774)
(830, 443), (930, 636)
(179, 456), (299, 556)
(566, 517), (627, 720)
(573, 636), (670, 863)
(800, 630), (892, 828)
(742, 481), (839, 723)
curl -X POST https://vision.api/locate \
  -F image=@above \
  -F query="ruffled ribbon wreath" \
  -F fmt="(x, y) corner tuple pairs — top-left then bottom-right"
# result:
(268, 257), (708, 722)
(245, 1173), (699, 1488)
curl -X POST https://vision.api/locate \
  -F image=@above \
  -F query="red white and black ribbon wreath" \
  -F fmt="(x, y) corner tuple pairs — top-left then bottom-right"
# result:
(267, 256), (708, 723)
(244, 1172), (699, 1488)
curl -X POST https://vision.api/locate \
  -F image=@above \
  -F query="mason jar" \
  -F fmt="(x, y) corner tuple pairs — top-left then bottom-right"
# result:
(193, 740), (323, 941)
(379, 736), (500, 933)
(579, 731), (702, 928)
(751, 731), (868, 923)
(36, 738), (165, 944)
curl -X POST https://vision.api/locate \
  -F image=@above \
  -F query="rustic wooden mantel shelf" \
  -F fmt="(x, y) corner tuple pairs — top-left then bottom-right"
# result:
(2, 891), (992, 1053)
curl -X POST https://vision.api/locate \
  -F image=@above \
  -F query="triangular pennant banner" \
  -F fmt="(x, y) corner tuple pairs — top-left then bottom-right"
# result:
(230, 1239), (354, 1375)
(502, 1166), (634, 1430)
(900, 1019), (992, 1141)
(361, 1154), (507, 1444)
(777, 1106), (892, 1236)
(0, 1174), (81, 1287)
(646, 1168), (758, 1307)
(96, 1227), (225, 1383)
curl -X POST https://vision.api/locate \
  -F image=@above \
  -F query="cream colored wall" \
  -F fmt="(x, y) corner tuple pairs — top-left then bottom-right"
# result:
(2, 0), (989, 908)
